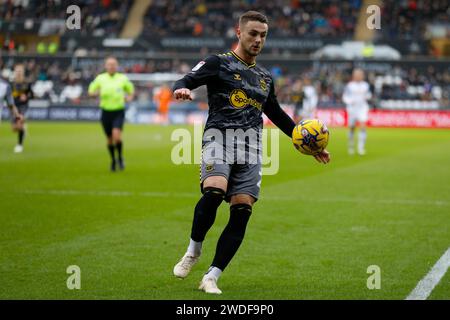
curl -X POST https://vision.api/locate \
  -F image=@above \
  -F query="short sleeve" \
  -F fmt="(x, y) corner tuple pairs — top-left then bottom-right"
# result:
(88, 76), (101, 94)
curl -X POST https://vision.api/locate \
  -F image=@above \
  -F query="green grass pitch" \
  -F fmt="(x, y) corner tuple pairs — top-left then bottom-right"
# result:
(0, 122), (449, 300)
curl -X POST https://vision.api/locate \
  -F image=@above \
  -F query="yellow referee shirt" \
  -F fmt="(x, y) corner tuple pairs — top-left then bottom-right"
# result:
(88, 72), (134, 111)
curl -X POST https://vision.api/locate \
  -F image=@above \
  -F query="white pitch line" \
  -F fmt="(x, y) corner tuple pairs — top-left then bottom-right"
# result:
(21, 189), (198, 198)
(14, 189), (450, 207)
(406, 247), (450, 300)
(265, 195), (449, 207)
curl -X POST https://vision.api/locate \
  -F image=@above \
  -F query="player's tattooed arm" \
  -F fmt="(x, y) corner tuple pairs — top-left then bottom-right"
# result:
(263, 80), (296, 137)
(173, 55), (220, 101)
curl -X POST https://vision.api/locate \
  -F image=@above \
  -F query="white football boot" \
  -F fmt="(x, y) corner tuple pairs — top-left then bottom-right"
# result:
(358, 146), (366, 156)
(199, 275), (222, 295)
(173, 253), (199, 279)
(14, 145), (23, 153)
(348, 141), (355, 155)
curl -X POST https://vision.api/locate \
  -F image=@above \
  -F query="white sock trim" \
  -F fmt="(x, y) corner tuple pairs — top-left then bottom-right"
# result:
(206, 266), (222, 280)
(187, 238), (202, 257)
(358, 129), (367, 151)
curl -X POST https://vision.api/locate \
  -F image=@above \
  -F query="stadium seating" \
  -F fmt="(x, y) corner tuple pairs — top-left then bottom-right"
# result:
(143, 0), (361, 38)
(379, 0), (449, 40)
(0, 0), (131, 37)
(0, 0), (448, 111)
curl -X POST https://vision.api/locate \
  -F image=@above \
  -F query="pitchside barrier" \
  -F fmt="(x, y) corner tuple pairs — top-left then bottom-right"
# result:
(1, 105), (450, 128)
(312, 109), (450, 129)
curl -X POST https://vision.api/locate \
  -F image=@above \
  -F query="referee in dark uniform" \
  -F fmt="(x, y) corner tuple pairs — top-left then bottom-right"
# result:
(172, 11), (330, 294)
(88, 57), (135, 171)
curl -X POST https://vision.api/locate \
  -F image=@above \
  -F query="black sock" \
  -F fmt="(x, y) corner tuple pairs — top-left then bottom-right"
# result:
(211, 204), (252, 271)
(190, 187), (225, 242)
(18, 129), (25, 145)
(116, 141), (123, 161)
(107, 144), (115, 161)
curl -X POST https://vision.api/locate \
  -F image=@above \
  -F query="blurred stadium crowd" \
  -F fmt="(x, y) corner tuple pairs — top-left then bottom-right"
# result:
(2, 0), (447, 43)
(1, 57), (447, 109)
(0, 0), (449, 110)
(144, 0), (360, 38)
(380, 0), (449, 40)
(1, 0), (131, 37)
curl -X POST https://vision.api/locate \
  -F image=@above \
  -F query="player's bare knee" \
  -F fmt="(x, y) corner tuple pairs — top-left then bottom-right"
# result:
(230, 194), (255, 207)
(203, 176), (227, 194)
(112, 130), (121, 143)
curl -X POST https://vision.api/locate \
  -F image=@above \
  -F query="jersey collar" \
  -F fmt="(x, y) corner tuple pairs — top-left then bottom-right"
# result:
(230, 51), (256, 68)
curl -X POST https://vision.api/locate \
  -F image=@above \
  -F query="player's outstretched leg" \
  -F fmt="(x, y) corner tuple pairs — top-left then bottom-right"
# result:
(108, 144), (116, 171)
(107, 135), (116, 171)
(16, 128), (25, 152)
(112, 128), (125, 170)
(199, 203), (252, 294)
(173, 187), (225, 279)
(358, 126), (367, 155)
(116, 140), (124, 170)
(348, 126), (356, 155)
(13, 118), (25, 153)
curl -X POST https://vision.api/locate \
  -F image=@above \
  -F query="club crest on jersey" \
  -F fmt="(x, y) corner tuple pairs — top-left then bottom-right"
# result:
(233, 73), (242, 81)
(205, 164), (214, 172)
(229, 89), (262, 110)
(191, 61), (205, 72)
(259, 79), (267, 91)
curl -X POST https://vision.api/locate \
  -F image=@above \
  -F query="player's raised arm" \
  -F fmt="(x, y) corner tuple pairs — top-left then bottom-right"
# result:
(88, 75), (100, 97)
(172, 55), (220, 101)
(263, 80), (297, 137)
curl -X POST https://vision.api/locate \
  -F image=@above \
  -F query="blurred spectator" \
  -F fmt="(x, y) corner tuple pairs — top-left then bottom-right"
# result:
(154, 83), (173, 124)
(60, 74), (83, 104)
(380, 0), (449, 40)
(0, 56), (448, 110)
(143, 0), (360, 38)
(0, 0), (131, 37)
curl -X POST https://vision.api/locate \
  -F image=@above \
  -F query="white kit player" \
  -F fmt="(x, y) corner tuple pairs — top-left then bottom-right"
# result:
(342, 69), (372, 155)
(301, 78), (318, 120)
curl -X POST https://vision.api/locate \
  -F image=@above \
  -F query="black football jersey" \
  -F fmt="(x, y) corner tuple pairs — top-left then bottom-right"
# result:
(173, 51), (295, 138)
(12, 82), (33, 107)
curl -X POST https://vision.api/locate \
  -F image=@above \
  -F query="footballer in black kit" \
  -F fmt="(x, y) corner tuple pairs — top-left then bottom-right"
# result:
(11, 64), (33, 153)
(172, 11), (330, 294)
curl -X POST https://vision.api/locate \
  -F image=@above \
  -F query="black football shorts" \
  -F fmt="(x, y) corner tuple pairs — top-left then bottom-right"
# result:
(101, 109), (125, 137)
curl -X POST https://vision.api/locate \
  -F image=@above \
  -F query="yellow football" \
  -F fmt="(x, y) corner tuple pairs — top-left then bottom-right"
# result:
(292, 119), (330, 155)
